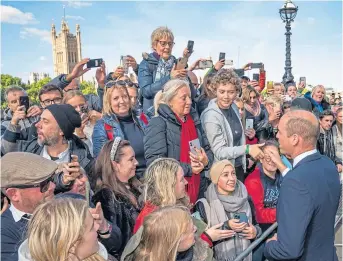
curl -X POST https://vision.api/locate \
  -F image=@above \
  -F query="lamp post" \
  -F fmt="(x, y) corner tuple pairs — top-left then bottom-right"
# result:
(279, 0), (298, 86)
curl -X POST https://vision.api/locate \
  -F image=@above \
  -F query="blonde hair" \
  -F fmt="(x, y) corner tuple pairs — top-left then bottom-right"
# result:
(154, 79), (190, 115)
(27, 198), (105, 261)
(103, 81), (131, 115)
(273, 82), (285, 90)
(264, 95), (282, 106)
(62, 90), (86, 104)
(311, 85), (326, 100)
(151, 26), (174, 49)
(129, 206), (192, 261)
(143, 158), (190, 207)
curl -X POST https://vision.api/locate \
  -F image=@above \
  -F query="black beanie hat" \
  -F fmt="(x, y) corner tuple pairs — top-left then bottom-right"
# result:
(46, 104), (81, 140)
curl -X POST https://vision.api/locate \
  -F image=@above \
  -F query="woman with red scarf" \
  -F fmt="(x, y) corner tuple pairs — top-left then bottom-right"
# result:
(144, 79), (214, 204)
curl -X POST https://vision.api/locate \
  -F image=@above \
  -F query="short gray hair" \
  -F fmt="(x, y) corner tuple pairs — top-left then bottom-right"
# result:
(154, 79), (189, 114)
(285, 113), (319, 146)
(5, 86), (27, 101)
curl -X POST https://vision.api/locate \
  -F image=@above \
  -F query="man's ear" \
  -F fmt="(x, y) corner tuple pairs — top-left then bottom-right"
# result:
(290, 134), (300, 147)
(5, 188), (20, 203)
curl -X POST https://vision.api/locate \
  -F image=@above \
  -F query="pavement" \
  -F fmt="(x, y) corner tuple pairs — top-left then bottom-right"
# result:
(336, 219), (342, 260)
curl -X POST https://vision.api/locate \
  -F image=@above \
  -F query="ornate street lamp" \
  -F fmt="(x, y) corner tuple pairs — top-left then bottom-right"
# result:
(279, 0), (298, 86)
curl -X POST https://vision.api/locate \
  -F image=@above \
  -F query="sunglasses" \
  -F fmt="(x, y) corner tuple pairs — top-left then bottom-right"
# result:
(116, 80), (138, 88)
(8, 174), (56, 193)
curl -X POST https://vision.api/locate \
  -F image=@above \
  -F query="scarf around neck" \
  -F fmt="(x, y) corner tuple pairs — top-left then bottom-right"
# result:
(154, 54), (175, 83)
(244, 101), (261, 117)
(205, 182), (252, 261)
(175, 113), (200, 205)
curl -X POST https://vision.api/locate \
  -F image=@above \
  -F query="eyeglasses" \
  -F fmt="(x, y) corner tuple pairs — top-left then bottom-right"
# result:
(105, 80), (138, 89)
(116, 80), (138, 88)
(8, 174), (56, 193)
(41, 97), (63, 106)
(156, 40), (175, 47)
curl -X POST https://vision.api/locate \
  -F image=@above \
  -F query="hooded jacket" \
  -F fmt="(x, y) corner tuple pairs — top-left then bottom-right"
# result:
(200, 99), (247, 171)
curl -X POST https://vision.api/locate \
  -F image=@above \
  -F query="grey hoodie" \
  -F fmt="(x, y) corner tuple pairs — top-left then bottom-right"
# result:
(200, 99), (246, 171)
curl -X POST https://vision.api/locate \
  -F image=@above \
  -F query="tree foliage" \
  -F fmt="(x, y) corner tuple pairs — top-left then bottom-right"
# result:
(1, 74), (51, 109)
(80, 80), (97, 95)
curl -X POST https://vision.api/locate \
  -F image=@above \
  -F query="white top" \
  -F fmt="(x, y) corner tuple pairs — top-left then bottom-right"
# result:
(282, 149), (318, 177)
(9, 204), (31, 222)
(40, 142), (70, 164)
(18, 239), (108, 261)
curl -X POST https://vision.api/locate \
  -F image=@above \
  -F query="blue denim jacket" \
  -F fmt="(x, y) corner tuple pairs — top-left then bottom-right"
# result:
(92, 113), (146, 157)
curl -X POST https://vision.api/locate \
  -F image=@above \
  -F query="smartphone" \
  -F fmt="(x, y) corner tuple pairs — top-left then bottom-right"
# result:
(189, 138), (201, 155)
(299, 77), (306, 86)
(250, 63), (263, 69)
(246, 119), (254, 130)
(86, 58), (103, 68)
(121, 56), (129, 74)
(198, 60), (213, 69)
(176, 57), (188, 70)
(224, 60), (233, 66)
(234, 69), (244, 77)
(252, 73), (260, 81)
(19, 96), (30, 113)
(187, 40), (194, 53)
(234, 212), (249, 224)
(267, 81), (274, 90)
(219, 52), (226, 61)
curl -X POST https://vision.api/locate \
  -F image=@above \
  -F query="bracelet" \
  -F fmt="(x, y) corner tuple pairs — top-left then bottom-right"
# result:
(245, 145), (250, 154)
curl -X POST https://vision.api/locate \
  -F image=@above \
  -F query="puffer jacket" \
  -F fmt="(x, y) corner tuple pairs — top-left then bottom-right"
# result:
(144, 104), (214, 176)
(48, 74), (104, 112)
(1, 108), (39, 140)
(138, 53), (197, 114)
(92, 112), (146, 157)
(92, 187), (141, 259)
(138, 52), (174, 113)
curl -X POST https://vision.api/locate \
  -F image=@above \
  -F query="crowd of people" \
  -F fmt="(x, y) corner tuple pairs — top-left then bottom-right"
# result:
(1, 26), (342, 261)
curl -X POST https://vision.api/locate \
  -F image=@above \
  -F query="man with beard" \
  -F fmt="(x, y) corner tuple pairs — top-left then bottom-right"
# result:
(1, 152), (58, 261)
(2, 104), (94, 175)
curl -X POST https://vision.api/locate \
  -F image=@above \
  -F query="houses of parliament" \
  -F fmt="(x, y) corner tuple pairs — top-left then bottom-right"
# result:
(51, 18), (82, 79)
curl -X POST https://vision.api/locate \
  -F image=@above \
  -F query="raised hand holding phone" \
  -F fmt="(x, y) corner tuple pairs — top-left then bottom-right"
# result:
(171, 63), (187, 79)
(10, 105), (26, 125)
(61, 155), (81, 184)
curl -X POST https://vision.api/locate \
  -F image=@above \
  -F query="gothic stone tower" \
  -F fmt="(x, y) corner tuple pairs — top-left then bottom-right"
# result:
(51, 19), (82, 80)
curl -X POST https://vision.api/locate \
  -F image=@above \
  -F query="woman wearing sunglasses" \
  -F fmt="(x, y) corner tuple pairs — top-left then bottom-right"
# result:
(138, 26), (192, 114)
(92, 80), (147, 180)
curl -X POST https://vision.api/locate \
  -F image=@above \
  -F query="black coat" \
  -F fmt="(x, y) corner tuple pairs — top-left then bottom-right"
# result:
(144, 104), (214, 176)
(92, 187), (140, 259)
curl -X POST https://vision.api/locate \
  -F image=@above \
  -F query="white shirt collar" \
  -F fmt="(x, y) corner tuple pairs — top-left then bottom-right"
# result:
(293, 149), (318, 168)
(40, 142), (70, 164)
(9, 204), (31, 222)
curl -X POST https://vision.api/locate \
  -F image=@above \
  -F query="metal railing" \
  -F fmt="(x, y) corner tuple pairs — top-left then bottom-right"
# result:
(233, 222), (278, 261)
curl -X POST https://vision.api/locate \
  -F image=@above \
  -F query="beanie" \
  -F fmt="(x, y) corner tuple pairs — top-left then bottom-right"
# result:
(209, 160), (234, 184)
(46, 104), (81, 140)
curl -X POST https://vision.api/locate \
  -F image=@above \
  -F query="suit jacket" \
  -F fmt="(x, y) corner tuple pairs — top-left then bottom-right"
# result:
(264, 152), (341, 261)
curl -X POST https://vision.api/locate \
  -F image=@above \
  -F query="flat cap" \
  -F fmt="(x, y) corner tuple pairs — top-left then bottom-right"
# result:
(1, 152), (58, 188)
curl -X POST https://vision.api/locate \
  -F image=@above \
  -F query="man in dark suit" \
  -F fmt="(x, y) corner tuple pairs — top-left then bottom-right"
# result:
(264, 110), (341, 261)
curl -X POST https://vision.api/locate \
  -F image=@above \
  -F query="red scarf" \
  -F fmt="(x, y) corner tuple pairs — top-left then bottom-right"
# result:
(175, 114), (200, 205)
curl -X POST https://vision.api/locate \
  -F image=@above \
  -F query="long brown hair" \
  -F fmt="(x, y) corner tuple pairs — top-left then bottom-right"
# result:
(94, 140), (139, 207)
